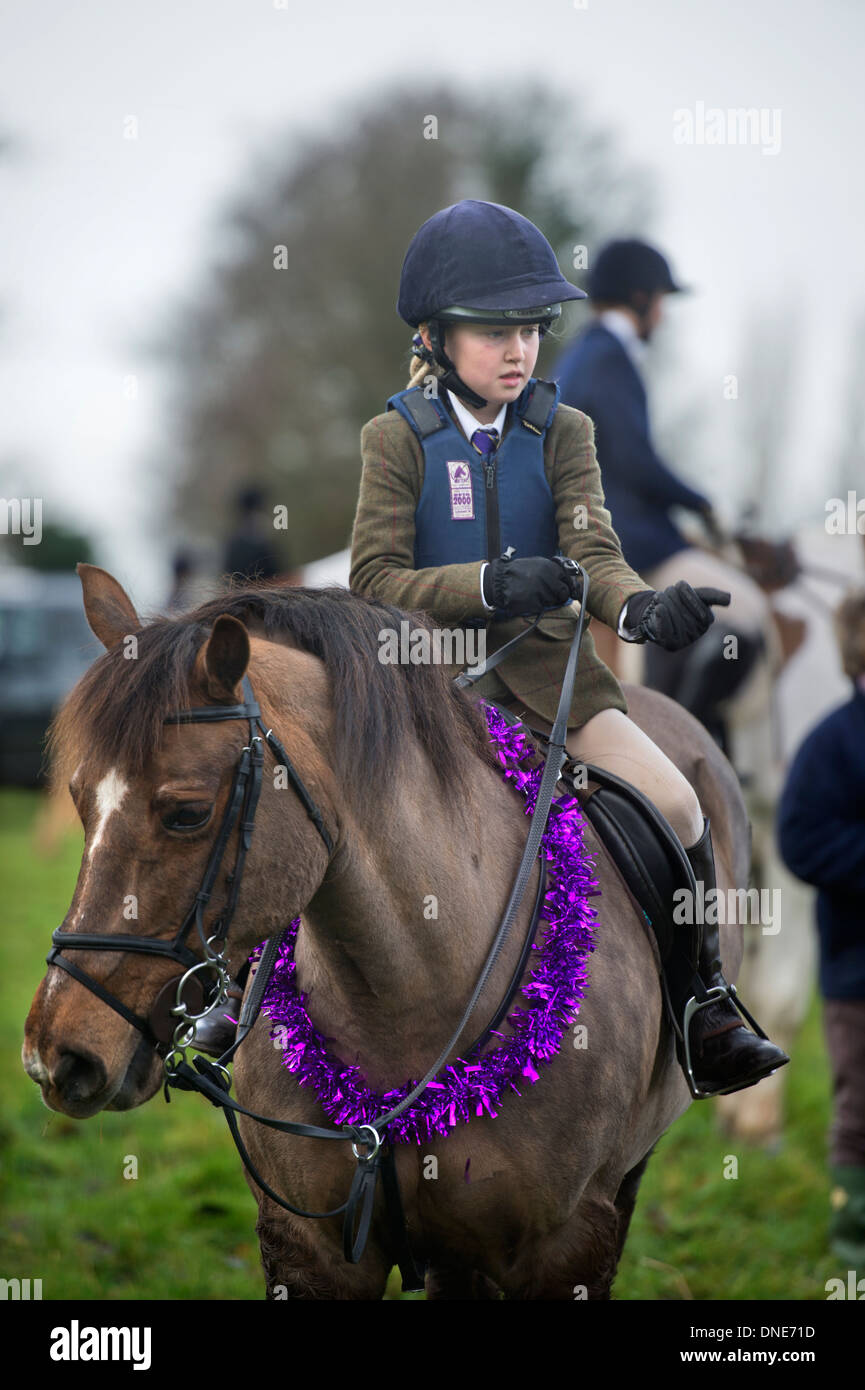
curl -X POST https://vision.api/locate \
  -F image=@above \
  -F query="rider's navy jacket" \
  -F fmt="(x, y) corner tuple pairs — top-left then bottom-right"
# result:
(386, 378), (558, 577)
(552, 322), (709, 574)
(777, 682), (865, 999)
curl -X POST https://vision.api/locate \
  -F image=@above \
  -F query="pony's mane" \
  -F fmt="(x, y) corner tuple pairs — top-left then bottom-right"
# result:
(47, 584), (504, 818)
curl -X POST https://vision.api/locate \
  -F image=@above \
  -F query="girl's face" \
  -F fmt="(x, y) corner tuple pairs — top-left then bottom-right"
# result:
(421, 322), (541, 422)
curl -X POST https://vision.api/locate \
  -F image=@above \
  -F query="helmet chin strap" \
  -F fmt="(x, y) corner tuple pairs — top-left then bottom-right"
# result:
(627, 291), (655, 343)
(424, 321), (489, 410)
(414, 317), (550, 410)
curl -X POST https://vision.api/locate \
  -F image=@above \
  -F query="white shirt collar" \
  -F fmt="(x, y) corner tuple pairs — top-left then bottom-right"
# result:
(447, 389), (508, 443)
(597, 308), (648, 370)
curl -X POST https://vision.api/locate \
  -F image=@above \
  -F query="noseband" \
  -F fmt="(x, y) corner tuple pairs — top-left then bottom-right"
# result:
(47, 673), (334, 1060)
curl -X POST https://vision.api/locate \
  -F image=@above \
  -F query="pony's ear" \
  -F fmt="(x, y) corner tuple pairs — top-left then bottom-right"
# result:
(199, 615), (251, 702)
(76, 562), (141, 651)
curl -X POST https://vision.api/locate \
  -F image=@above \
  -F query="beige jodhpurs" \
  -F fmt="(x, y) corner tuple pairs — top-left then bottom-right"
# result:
(519, 704), (703, 849)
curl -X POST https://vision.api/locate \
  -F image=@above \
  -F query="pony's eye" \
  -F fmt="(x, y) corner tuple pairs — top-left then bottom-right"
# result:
(162, 804), (212, 832)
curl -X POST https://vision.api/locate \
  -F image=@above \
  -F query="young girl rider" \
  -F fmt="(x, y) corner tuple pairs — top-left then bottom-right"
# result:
(349, 199), (788, 1099)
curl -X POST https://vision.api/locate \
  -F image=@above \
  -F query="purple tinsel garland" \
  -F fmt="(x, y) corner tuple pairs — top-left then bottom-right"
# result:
(255, 701), (600, 1145)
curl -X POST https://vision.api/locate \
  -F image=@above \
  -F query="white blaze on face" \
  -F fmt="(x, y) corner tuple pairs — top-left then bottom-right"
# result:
(47, 764), (131, 999)
(65, 767), (130, 932)
(87, 768), (130, 861)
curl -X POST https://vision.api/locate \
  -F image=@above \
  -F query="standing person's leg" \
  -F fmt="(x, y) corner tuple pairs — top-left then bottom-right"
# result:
(822, 998), (865, 1263)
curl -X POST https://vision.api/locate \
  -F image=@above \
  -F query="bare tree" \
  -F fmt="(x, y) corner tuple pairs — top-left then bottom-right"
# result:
(145, 84), (653, 567)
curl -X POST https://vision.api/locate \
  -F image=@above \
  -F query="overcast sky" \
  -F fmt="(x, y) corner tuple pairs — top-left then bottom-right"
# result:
(2, 0), (863, 607)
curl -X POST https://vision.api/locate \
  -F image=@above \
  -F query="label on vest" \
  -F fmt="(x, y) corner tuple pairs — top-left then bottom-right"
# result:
(446, 461), (474, 520)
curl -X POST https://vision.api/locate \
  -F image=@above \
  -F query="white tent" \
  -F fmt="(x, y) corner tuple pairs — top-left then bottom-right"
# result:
(302, 548), (351, 589)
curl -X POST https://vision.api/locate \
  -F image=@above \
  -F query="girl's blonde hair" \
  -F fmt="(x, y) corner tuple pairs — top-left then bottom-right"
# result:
(406, 321), (445, 390)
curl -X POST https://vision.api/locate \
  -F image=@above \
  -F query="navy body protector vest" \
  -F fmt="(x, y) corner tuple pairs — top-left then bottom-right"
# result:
(385, 379), (562, 619)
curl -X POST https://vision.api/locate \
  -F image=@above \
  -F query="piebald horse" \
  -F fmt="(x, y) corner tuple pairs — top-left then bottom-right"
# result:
(23, 564), (749, 1300)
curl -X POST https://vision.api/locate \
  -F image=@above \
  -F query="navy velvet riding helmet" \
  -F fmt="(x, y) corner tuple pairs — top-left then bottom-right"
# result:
(397, 199), (585, 407)
(397, 199), (586, 326)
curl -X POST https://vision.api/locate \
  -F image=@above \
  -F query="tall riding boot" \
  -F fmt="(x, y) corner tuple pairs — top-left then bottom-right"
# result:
(676, 628), (765, 727)
(664, 816), (790, 1098)
(685, 630), (766, 759)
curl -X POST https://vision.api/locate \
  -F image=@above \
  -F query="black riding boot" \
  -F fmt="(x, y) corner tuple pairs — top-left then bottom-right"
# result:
(663, 816), (790, 1098)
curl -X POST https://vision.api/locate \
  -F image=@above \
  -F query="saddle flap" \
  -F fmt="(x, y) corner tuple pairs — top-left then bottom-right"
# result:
(565, 764), (699, 966)
(478, 703), (697, 968)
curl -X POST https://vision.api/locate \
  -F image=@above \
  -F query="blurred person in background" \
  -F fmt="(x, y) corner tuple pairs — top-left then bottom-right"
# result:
(165, 548), (196, 613)
(777, 589), (865, 1266)
(223, 484), (297, 586)
(192, 487), (297, 1053)
(552, 239), (777, 759)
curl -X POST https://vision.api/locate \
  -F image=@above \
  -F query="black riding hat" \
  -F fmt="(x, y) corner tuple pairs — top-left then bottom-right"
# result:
(588, 239), (688, 302)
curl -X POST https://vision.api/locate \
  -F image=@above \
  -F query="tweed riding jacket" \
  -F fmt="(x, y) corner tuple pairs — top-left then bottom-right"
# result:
(349, 389), (651, 728)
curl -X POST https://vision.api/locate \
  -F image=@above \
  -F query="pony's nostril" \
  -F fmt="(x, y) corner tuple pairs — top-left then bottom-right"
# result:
(53, 1049), (107, 1104)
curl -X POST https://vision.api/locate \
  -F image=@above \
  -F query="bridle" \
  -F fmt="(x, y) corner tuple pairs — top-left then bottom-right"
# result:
(47, 673), (333, 1064)
(43, 567), (589, 1288)
(45, 667), (405, 1269)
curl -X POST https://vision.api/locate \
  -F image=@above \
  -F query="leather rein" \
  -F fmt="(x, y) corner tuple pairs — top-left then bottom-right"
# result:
(45, 561), (589, 1286)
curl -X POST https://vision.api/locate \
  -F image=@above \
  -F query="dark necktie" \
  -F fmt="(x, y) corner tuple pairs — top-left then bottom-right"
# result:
(470, 427), (500, 457)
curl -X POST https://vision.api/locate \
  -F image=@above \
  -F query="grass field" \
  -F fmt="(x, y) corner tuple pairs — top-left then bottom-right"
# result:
(0, 787), (845, 1301)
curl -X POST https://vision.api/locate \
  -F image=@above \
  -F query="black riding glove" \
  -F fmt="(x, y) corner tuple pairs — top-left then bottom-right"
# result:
(483, 554), (581, 619)
(624, 581), (731, 651)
